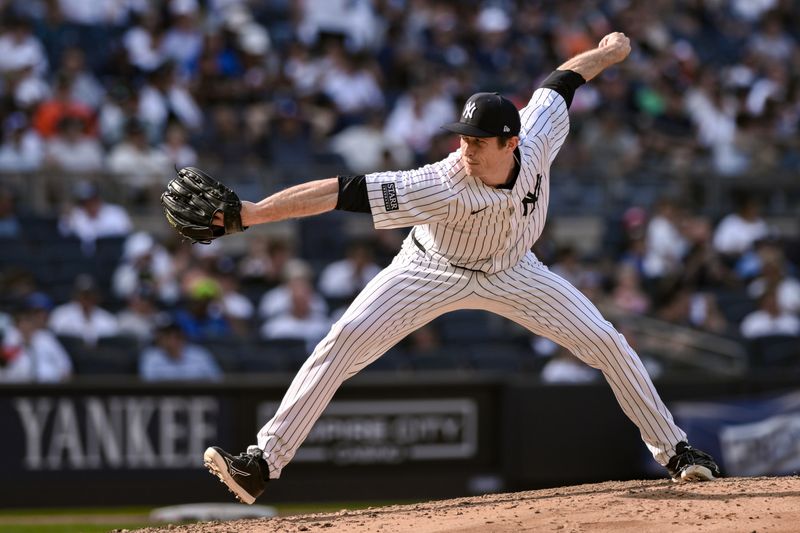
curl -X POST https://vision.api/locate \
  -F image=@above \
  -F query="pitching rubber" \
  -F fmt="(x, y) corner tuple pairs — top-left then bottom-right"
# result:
(203, 447), (256, 505)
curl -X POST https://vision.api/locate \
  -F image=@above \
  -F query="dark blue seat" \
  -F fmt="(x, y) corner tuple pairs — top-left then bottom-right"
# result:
(69, 342), (138, 375)
(436, 310), (495, 344)
(0, 238), (33, 267)
(19, 215), (58, 242)
(197, 337), (246, 373)
(409, 348), (468, 371)
(747, 335), (800, 369)
(468, 343), (525, 373)
(363, 347), (409, 372)
(238, 352), (288, 373)
(94, 236), (126, 262)
(249, 338), (308, 372)
(713, 289), (757, 324)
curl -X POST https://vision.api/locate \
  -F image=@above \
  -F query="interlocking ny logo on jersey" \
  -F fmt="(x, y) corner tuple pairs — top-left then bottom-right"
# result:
(382, 183), (399, 211)
(522, 173), (543, 216)
(463, 101), (476, 120)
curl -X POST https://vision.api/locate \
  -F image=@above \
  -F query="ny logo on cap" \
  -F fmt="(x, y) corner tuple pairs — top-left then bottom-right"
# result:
(503, 125), (510, 133)
(463, 101), (476, 120)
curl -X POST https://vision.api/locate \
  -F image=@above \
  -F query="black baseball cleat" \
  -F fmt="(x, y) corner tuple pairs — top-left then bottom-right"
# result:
(666, 441), (721, 482)
(203, 446), (269, 504)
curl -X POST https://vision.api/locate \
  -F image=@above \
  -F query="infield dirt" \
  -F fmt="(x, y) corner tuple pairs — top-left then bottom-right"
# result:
(132, 476), (799, 532)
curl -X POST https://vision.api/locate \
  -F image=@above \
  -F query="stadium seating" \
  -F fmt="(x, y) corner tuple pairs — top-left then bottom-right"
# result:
(362, 346), (410, 372)
(746, 335), (800, 369)
(62, 335), (139, 376)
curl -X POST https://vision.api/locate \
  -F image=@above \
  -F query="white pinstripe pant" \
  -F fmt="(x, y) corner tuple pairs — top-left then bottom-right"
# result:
(254, 243), (686, 477)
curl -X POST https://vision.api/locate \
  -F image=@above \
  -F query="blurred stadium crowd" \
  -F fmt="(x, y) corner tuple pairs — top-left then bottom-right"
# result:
(1, 0), (799, 383)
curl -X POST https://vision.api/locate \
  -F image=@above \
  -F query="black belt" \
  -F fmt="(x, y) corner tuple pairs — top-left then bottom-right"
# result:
(411, 229), (483, 273)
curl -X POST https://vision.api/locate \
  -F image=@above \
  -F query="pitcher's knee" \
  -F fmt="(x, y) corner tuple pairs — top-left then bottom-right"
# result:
(331, 316), (373, 340)
(574, 322), (628, 365)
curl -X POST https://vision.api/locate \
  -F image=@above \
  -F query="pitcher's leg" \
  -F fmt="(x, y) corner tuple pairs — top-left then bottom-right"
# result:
(477, 256), (686, 465)
(256, 260), (474, 478)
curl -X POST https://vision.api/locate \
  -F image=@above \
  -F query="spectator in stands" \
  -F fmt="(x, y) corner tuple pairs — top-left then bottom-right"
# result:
(321, 48), (384, 125)
(159, 121), (197, 168)
(679, 215), (737, 291)
(383, 81), (457, 162)
(541, 348), (599, 384)
(49, 274), (120, 345)
(0, 15), (48, 77)
(0, 322), (32, 382)
(0, 112), (44, 172)
(239, 236), (295, 292)
(58, 180), (133, 243)
(611, 263), (650, 315)
(32, 74), (93, 138)
(258, 259), (327, 320)
(747, 13), (795, 62)
(656, 286), (729, 335)
(59, 46), (105, 110)
(112, 231), (180, 305)
(0, 185), (22, 238)
(173, 277), (232, 341)
(161, 1), (204, 78)
(712, 194), (770, 259)
(740, 286), (800, 339)
(747, 247), (800, 315)
(116, 285), (161, 343)
(44, 116), (104, 172)
(138, 61), (202, 141)
(139, 317), (222, 381)
(263, 99), (315, 181)
(199, 104), (253, 166)
(643, 197), (688, 281)
(318, 240), (381, 302)
(260, 270), (331, 352)
(550, 244), (587, 289)
(216, 266), (255, 338)
(107, 119), (171, 202)
(98, 84), (140, 146)
(2, 293), (72, 382)
(122, 9), (167, 74)
(714, 192), (769, 260)
(328, 110), (413, 174)
(405, 324), (445, 359)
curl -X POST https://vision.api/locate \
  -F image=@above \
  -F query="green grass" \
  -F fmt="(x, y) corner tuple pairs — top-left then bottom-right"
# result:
(0, 524), (146, 533)
(0, 500), (421, 533)
(0, 508), (150, 517)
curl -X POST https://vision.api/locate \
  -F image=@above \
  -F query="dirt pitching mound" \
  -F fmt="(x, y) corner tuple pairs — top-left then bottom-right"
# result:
(133, 476), (800, 533)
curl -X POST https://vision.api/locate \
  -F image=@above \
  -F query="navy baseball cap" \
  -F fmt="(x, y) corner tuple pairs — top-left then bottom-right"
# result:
(442, 92), (520, 138)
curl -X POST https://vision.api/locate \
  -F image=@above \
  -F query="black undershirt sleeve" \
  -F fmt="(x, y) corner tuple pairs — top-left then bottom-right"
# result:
(539, 69), (586, 109)
(335, 174), (372, 213)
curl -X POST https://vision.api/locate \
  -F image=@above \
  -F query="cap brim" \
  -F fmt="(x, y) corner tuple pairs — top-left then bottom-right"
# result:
(441, 122), (496, 138)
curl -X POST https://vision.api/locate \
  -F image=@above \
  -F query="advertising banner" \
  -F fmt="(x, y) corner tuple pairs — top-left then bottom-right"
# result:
(258, 399), (478, 465)
(671, 390), (800, 476)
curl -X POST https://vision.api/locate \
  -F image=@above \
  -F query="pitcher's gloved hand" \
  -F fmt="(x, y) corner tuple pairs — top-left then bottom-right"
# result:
(160, 166), (247, 244)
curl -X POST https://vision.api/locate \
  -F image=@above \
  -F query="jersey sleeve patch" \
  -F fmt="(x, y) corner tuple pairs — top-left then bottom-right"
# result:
(381, 183), (399, 211)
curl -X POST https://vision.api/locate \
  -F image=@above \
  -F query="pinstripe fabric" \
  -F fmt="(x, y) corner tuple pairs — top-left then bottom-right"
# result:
(366, 88), (568, 274)
(473, 252), (686, 466)
(257, 247), (481, 476)
(256, 245), (685, 476)
(253, 88), (686, 478)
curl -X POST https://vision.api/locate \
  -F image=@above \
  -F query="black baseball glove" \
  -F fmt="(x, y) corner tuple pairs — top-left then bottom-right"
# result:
(160, 166), (247, 244)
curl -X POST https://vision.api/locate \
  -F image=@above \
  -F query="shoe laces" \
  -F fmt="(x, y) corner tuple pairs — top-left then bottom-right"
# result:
(673, 444), (717, 470)
(235, 450), (263, 468)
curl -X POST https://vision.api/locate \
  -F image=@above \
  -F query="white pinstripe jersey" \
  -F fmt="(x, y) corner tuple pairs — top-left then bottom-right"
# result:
(366, 87), (570, 273)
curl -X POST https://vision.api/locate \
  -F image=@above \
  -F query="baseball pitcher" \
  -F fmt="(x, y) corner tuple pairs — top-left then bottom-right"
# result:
(161, 32), (720, 504)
